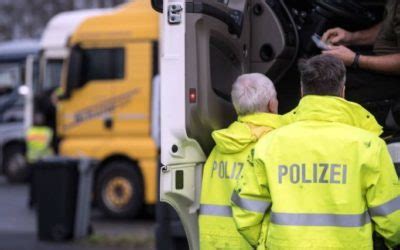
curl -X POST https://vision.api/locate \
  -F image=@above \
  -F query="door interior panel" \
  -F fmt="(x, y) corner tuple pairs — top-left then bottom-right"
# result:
(185, 12), (249, 154)
(185, 0), (299, 154)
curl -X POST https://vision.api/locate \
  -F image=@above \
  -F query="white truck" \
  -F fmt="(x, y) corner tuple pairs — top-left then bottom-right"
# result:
(0, 40), (39, 182)
(151, 0), (399, 249)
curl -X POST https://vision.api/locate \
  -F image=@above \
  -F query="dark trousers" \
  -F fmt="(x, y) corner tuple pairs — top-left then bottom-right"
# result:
(345, 68), (400, 125)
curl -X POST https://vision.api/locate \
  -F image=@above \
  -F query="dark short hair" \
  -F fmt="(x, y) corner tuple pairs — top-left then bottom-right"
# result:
(298, 55), (346, 96)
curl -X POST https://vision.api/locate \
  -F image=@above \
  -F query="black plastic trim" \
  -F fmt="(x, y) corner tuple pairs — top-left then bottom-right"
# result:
(151, 0), (163, 13)
(152, 41), (159, 77)
(186, 1), (244, 37)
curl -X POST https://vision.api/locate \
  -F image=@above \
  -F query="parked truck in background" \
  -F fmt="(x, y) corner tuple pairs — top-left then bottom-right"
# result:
(151, 0), (397, 249)
(0, 40), (39, 182)
(53, 0), (160, 218)
(27, 8), (110, 135)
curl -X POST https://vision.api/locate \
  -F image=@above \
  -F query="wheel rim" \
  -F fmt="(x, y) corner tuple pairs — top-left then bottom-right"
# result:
(7, 153), (26, 176)
(102, 176), (134, 213)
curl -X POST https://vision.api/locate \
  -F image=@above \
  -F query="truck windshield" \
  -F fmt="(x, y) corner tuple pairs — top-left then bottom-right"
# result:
(43, 59), (63, 91)
(0, 64), (21, 91)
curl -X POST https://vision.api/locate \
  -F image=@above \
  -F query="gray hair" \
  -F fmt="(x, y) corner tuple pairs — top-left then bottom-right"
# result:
(299, 55), (346, 96)
(231, 73), (277, 116)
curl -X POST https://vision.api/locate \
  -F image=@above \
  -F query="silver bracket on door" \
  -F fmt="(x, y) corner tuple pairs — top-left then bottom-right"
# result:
(161, 165), (169, 173)
(168, 4), (183, 24)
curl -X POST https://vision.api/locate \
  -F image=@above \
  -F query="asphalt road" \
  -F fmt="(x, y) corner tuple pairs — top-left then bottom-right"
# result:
(0, 177), (156, 250)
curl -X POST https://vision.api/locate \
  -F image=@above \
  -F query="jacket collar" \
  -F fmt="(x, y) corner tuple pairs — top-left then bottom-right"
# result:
(238, 112), (286, 130)
(289, 95), (383, 135)
(211, 113), (286, 153)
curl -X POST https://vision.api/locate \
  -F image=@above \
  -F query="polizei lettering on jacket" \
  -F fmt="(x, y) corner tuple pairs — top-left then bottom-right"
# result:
(278, 163), (348, 184)
(211, 161), (244, 180)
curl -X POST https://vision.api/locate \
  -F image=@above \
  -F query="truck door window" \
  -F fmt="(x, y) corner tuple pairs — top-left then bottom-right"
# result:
(43, 59), (63, 91)
(81, 48), (124, 84)
(0, 64), (21, 94)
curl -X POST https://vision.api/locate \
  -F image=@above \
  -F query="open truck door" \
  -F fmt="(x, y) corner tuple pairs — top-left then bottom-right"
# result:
(152, 0), (298, 249)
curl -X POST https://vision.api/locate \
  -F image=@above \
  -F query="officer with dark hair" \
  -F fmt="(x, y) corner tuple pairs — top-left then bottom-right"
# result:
(232, 55), (400, 249)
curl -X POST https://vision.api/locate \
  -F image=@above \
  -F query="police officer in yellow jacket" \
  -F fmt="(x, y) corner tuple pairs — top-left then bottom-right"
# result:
(26, 112), (54, 164)
(232, 55), (400, 249)
(199, 73), (287, 249)
(26, 126), (53, 163)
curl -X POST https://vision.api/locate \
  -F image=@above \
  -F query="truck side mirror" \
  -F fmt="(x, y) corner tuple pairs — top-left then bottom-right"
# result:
(59, 45), (83, 100)
(151, 0), (163, 12)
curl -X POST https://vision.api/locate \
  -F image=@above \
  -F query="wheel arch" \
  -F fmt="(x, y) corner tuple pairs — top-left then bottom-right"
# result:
(96, 154), (142, 178)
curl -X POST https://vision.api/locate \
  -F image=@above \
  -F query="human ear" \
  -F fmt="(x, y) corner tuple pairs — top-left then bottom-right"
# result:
(268, 98), (279, 114)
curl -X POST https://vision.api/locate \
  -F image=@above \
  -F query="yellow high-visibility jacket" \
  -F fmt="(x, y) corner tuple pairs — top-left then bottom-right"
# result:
(232, 95), (400, 250)
(199, 113), (287, 250)
(26, 126), (53, 163)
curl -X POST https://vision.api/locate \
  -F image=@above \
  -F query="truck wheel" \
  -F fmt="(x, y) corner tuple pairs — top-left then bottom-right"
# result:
(4, 144), (28, 183)
(96, 161), (144, 218)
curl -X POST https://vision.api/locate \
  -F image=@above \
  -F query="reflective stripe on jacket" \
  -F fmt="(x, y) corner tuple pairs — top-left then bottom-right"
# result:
(199, 113), (286, 250)
(232, 96), (400, 250)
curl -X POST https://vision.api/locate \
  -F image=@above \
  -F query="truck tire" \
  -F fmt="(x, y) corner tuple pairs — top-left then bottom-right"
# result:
(96, 161), (144, 218)
(4, 144), (28, 183)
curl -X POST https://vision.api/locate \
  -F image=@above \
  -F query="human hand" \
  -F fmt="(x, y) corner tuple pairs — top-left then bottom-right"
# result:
(322, 27), (354, 45)
(322, 45), (356, 66)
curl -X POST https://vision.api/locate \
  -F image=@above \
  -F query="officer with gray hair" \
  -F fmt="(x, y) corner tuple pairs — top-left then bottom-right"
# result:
(231, 73), (278, 115)
(199, 73), (287, 250)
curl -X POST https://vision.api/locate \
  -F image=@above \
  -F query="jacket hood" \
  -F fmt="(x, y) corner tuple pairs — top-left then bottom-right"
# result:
(288, 95), (383, 135)
(212, 113), (285, 154)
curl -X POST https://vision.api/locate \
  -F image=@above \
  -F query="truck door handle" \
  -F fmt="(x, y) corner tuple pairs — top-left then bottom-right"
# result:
(103, 117), (113, 129)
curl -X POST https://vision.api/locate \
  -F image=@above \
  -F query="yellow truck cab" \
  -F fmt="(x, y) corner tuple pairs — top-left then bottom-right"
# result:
(58, 0), (159, 218)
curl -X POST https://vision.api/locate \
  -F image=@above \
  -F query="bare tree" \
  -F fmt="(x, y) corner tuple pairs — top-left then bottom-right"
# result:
(0, 0), (127, 42)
